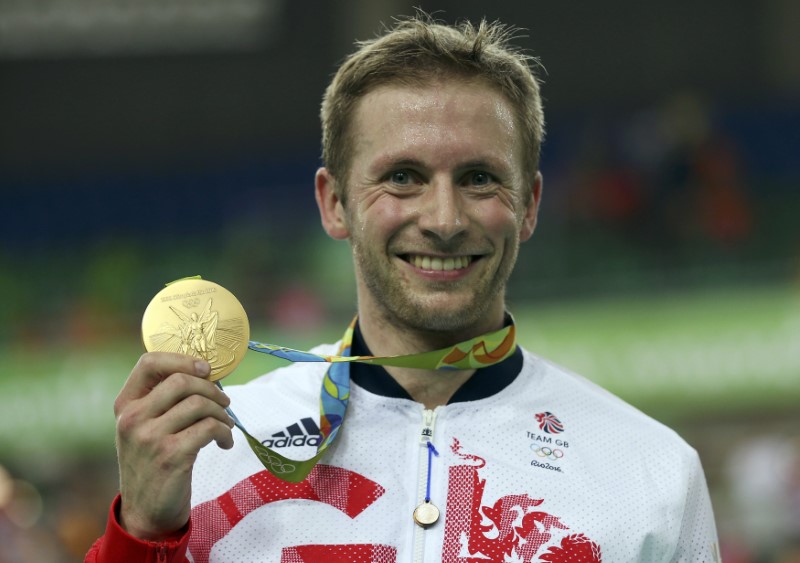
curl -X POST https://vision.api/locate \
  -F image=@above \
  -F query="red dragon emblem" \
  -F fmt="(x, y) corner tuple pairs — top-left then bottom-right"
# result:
(442, 438), (601, 562)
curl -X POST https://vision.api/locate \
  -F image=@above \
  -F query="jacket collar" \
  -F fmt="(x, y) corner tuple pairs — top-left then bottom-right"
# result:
(349, 318), (523, 404)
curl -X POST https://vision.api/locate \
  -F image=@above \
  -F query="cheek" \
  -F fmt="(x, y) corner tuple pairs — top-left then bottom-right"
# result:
(357, 197), (412, 235)
(474, 203), (521, 239)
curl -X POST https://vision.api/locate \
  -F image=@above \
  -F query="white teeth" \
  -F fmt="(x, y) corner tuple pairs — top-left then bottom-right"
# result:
(409, 255), (472, 271)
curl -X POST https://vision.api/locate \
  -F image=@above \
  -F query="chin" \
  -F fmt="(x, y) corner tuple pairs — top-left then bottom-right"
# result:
(362, 273), (502, 334)
(394, 298), (492, 334)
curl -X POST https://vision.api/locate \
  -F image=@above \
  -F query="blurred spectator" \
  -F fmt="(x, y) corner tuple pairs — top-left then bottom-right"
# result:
(0, 461), (116, 563)
(724, 434), (800, 561)
(657, 93), (753, 249)
(270, 283), (326, 333)
(556, 91), (756, 276)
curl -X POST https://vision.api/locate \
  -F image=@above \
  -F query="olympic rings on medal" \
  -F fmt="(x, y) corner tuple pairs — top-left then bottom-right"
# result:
(530, 444), (564, 461)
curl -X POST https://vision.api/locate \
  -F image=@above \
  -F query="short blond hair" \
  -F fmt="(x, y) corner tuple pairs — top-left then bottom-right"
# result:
(320, 14), (545, 202)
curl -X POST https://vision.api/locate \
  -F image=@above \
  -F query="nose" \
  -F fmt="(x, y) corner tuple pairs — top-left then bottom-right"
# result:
(417, 177), (468, 241)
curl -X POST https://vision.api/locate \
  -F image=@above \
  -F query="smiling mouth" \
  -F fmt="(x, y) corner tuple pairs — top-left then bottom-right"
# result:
(402, 254), (474, 271)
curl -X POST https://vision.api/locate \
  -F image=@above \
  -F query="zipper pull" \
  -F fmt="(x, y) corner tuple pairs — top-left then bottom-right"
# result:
(420, 409), (436, 444)
(413, 440), (441, 527)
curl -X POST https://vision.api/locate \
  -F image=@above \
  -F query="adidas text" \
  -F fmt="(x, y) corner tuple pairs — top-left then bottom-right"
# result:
(262, 435), (322, 448)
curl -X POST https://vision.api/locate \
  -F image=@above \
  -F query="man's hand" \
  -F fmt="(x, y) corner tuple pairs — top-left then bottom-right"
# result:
(114, 352), (234, 540)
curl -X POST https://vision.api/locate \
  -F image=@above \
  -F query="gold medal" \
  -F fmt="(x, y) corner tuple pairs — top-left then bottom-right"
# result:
(413, 501), (440, 527)
(141, 277), (250, 381)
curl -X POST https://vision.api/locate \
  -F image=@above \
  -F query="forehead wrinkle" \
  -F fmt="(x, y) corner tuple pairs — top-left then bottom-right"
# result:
(351, 80), (522, 178)
(362, 119), (516, 175)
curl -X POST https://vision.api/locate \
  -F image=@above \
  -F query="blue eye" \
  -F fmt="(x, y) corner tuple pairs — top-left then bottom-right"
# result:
(390, 170), (413, 185)
(470, 171), (492, 186)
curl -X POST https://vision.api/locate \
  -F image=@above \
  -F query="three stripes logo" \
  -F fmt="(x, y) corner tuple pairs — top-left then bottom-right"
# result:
(261, 417), (322, 448)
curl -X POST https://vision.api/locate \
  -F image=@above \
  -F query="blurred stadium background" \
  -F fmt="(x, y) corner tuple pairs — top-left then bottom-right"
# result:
(1, 0), (799, 561)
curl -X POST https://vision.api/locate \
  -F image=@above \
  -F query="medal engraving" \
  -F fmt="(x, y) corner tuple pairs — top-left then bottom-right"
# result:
(142, 278), (249, 381)
(413, 501), (439, 527)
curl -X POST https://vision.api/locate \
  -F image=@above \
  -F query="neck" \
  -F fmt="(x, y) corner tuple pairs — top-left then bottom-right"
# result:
(356, 308), (505, 409)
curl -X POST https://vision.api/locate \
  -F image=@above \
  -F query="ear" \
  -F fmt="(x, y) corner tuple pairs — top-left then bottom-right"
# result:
(315, 167), (349, 240)
(519, 172), (543, 242)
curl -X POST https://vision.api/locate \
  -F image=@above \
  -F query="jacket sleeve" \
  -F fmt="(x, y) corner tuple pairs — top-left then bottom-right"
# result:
(670, 451), (721, 562)
(85, 495), (191, 563)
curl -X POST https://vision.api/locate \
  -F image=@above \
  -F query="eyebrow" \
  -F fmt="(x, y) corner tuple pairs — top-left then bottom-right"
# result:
(456, 159), (511, 173)
(370, 156), (512, 175)
(370, 156), (425, 171)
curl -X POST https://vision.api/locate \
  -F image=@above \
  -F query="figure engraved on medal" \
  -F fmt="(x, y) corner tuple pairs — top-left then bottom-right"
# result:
(142, 278), (250, 381)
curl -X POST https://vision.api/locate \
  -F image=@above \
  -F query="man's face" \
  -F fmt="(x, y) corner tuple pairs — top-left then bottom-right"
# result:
(318, 78), (541, 335)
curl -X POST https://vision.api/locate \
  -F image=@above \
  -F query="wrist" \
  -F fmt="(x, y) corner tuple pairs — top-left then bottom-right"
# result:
(118, 499), (189, 542)
(97, 495), (191, 562)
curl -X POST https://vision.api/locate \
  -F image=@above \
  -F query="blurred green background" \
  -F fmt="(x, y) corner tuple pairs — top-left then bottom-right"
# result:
(1, 1), (799, 561)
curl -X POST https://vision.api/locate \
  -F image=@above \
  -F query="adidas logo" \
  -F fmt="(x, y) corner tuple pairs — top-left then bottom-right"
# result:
(261, 417), (322, 448)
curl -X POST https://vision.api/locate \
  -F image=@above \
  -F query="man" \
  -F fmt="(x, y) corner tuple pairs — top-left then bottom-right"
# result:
(87, 15), (719, 562)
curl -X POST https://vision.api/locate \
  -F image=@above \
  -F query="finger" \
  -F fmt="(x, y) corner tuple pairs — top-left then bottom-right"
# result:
(172, 416), (235, 454)
(141, 372), (230, 420)
(115, 353), (211, 414)
(117, 397), (234, 469)
(156, 393), (235, 438)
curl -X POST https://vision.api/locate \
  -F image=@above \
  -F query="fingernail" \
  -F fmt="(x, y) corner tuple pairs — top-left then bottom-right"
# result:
(195, 361), (211, 376)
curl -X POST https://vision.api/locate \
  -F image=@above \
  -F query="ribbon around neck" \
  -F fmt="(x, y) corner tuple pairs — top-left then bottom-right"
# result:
(224, 317), (517, 483)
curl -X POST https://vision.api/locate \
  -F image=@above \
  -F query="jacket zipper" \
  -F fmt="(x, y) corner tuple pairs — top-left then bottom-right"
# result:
(412, 408), (437, 563)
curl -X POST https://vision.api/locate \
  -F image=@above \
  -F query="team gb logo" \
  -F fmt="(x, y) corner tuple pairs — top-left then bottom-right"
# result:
(535, 411), (565, 434)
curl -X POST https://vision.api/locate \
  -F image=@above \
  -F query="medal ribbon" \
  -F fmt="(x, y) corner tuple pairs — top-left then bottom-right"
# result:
(225, 317), (516, 483)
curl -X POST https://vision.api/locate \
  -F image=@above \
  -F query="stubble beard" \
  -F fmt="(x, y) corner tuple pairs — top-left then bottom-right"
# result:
(353, 238), (519, 335)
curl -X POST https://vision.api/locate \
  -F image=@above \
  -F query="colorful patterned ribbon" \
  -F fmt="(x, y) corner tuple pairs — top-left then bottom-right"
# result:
(224, 317), (516, 483)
